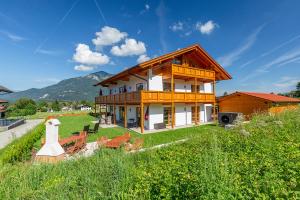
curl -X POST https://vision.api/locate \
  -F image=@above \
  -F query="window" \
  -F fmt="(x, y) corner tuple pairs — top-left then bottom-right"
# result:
(172, 58), (182, 65)
(163, 82), (171, 91)
(119, 87), (124, 93)
(136, 83), (144, 91)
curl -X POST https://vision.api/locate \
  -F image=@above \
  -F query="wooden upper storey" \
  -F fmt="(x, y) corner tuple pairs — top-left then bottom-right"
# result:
(95, 44), (231, 87)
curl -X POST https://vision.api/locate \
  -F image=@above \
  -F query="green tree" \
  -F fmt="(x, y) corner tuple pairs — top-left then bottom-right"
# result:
(51, 100), (61, 112)
(6, 98), (37, 117)
(296, 82), (300, 97)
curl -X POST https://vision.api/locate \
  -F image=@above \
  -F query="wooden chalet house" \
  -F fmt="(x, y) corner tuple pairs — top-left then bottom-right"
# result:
(95, 44), (231, 133)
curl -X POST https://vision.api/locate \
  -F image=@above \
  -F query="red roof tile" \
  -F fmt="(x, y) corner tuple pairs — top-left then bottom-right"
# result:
(239, 92), (300, 103)
(0, 99), (8, 103)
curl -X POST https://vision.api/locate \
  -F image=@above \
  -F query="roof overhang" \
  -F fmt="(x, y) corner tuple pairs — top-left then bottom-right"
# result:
(95, 44), (232, 87)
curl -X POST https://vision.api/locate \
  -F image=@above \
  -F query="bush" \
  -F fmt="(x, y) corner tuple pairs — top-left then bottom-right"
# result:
(6, 98), (37, 117)
(0, 123), (45, 165)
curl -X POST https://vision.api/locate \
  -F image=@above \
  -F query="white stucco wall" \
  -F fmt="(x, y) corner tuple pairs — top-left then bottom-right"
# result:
(107, 75), (147, 94)
(175, 79), (192, 92)
(148, 75), (163, 91)
(146, 104), (164, 130)
(126, 105), (137, 123)
(175, 104), (192, 126)
(204, 83), (213, 93)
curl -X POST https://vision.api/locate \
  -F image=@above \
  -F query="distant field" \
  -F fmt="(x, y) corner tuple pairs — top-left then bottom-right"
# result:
(16, 110), (90, 120)
(0, 108), (299, 199)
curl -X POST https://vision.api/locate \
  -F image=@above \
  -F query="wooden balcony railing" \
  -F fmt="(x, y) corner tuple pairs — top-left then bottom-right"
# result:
(172, 64), (215, 80)
(95, 91), (215, 104)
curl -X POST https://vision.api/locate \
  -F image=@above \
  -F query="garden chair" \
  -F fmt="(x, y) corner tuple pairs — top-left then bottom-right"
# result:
(88, 123), (99, 134)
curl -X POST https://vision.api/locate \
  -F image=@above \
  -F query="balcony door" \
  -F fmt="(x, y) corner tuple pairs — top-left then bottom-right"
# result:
(119, 106), (125, 122)
(163, 106), (172, 126)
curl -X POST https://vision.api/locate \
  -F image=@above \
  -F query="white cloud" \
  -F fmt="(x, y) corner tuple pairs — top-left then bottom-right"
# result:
(74, 65), (95, 71)
(92, 26), (128, 47)
(73, 43), (109, 65)
(218, 25), (264, 67)
(137, 54), (150, 63)
(111, 38), (146, 56)
(169, 21), (184, 32)
(0, 30), (25, 42)
(196, 20), (218, 35)
(273, 76), (299, 89)
(145, 4), (150, 10)
(36, 48), (61, 56)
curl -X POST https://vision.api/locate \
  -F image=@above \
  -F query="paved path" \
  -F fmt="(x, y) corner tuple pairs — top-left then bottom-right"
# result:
(0, 119), (43, 149)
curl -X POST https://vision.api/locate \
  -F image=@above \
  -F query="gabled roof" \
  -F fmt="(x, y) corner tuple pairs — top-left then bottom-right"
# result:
(218, 91), (300, 103)
(95, 44), (232, 86)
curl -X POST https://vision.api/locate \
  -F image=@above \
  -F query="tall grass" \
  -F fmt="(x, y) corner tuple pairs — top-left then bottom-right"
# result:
(0, 108), (299, 199)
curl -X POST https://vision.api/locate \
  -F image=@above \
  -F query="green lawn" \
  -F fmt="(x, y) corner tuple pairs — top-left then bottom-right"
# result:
(36, 114), (220, 148)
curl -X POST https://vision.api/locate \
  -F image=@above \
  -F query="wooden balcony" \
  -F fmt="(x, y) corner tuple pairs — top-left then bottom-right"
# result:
(172, 64), (215, 80)
(95, 91), (215, 104)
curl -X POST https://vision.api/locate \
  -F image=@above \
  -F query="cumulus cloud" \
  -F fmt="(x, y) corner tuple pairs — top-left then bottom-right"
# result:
(74, 65), (95, 71)
(73, 43), (109, 65)
(196, 20), (218, 35)
(137, 54), (150, 63)
(111, 38), (146, 56)
(169, 21), (184, 32)
(92, 26), (128, 47)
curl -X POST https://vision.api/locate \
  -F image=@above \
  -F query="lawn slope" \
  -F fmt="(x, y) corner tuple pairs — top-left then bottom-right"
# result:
(0, 108), (299, 199)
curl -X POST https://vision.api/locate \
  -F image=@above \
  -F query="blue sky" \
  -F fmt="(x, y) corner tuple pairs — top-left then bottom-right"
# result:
(0, 0), (300, 95)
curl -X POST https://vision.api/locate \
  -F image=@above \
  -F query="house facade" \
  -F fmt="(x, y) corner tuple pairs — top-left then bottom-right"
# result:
(95, 44), (231, 133)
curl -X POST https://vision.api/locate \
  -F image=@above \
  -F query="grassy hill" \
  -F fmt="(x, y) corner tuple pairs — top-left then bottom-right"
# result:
(0, 108), (299, 199)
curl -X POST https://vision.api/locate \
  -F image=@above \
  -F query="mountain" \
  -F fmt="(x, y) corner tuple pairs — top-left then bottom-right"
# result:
(2, 71), (112, 102)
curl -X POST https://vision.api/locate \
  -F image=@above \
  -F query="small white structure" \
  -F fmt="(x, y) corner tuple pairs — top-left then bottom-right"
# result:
(80, 105), (92, 111)
(35, 119), (65, 163)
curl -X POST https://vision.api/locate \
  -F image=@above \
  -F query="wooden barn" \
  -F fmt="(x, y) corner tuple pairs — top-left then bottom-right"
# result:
(218, 92), (300, 118)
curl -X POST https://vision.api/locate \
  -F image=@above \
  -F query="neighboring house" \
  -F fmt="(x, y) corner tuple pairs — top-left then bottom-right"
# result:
(218, 91), (300, 118)
(0, 99), (8, 118)
(61, 106), (73, 112)
(80, 105), (92, 111)
(94, 44), (231, 133)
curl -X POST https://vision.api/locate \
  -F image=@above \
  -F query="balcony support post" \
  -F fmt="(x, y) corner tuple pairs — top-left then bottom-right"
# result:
(171, 68), (175, 129)
(140, 103), (144, 133)
(124, 104), (127, 128)
(113, 104), (116, 125)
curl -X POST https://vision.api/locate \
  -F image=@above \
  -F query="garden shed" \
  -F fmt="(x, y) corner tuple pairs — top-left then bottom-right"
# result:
(218, 91), (300, 118)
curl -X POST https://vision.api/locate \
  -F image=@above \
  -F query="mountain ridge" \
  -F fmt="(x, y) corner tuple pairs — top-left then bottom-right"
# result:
(2, 71), (112, 102)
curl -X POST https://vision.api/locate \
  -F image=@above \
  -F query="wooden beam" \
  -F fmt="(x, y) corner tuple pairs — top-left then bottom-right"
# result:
(124, 104), (127, 128)
(140, 103), (144, 133)
(171, 67), (175, 129)
(113, 104), (116, 125)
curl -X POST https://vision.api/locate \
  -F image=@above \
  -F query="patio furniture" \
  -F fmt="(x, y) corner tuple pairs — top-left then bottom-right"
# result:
(105, 133), (131, 148)
(100, 115), (106, 124)
(88, 123), (99, 134)
(72, 124), (90, 135)
(127, 118), (137, 128)
(106, 116), (112, 125)
(60, 131), (87, 155)
(124, 138), (144, 151)
(154, 123), (166, 130)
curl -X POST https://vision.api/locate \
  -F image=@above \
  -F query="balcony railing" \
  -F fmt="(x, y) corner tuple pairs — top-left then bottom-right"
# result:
(95, 91), (215, 104)
(172, 64), (215, 80)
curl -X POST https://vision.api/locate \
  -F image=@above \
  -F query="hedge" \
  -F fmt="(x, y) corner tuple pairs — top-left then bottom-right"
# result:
(0, 123), (45, 165)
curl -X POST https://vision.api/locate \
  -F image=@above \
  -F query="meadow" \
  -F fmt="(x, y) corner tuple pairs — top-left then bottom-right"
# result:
(0, 108), (299, 199)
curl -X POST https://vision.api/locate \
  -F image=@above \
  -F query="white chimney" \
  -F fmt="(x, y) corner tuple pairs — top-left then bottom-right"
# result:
(36, 119), (65, 161)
